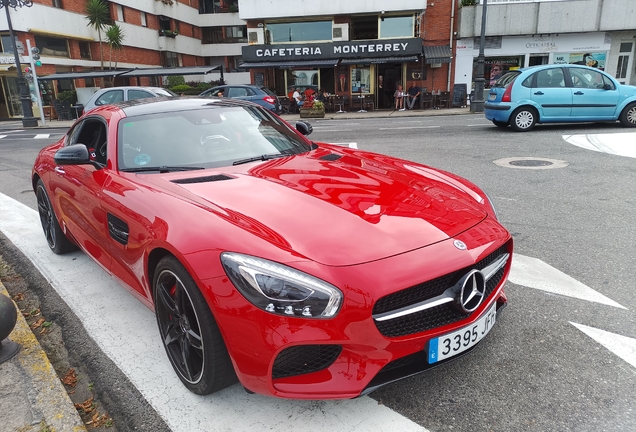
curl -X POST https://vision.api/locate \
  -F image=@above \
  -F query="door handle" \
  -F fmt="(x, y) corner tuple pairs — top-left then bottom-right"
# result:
(54, 166), (65, 175)
(574, 91), (584, 95)
(534, 91), (544, 95)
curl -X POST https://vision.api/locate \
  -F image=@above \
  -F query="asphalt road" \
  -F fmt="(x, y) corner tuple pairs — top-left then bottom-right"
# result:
(0, 116), (634, 431)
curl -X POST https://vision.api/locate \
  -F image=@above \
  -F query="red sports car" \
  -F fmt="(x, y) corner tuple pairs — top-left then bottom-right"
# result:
(32, 97), (512, 399)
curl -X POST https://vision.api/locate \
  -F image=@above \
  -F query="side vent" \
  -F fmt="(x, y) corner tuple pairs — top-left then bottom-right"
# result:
(172, 174), (234, 184)
(107, 214), (129, 246)
(319, 153), (342, 161)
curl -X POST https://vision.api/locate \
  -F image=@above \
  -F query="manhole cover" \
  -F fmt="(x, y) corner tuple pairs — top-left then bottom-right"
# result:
(494, 157), (569, 170)
(509, 159), (553, 167)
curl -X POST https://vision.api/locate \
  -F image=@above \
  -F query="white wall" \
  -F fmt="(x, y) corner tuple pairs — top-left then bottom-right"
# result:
(238, 0), (426, 20)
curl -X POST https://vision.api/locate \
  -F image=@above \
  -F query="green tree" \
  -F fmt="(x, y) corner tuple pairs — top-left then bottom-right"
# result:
(105, 24), (125, 71)
(85, 0), (110, 70)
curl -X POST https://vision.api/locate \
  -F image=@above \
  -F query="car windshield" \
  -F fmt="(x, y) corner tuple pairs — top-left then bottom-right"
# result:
(493, 71), (520, 88)
(117, 105), (311, 171)
(156, 88), (178, 97)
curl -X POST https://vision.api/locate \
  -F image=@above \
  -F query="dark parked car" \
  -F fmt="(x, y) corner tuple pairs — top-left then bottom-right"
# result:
(200, 84), (281, 113)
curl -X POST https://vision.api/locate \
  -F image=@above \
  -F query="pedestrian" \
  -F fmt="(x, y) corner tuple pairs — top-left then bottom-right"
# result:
(406, 82), (421, 110)
(394, 85), (405, 111)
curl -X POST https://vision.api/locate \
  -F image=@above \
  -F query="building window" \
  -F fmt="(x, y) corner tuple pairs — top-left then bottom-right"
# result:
(115, 4), (124, 22)
(52, 0), (63, 8)
(202, 26), (247, 44)
(199, 0), (238, 14)
(351, 16), (378, 40)
(1, 34), (15, 53)
(616, 42), (633, 81)
(159, 16), (172, 31)
(266, 21), (332, 43)
(351, 67), (371, 93)
(140, 12), (147, 27)
(34, 35), (69, 57)
(79, 41), (91, 60)
(379, 16), (413, 39)
(163, 51), (179, 67)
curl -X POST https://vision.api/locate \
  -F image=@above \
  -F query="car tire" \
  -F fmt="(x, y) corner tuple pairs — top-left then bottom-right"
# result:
(153, 255), (237, 395)
(509, 107), (538, 132)
(619, 102), (636, 127)
(493, 120), (508, 128)
(35, 179), (78, 254)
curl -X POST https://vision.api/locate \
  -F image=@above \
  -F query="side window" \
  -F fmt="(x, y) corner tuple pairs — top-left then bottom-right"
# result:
(602, 74), (616, 90)
(94, 90), (124, 106)
(66, 122), (84, 146)
(74, 118), (108, 165)
(522, 74), (534, 88)
(570, 68), (605, 89)
(128, 89), (154, 100)
(228, 87), (249, 97)
(535, 69), (565, 88)
(203, 88), (226, 97)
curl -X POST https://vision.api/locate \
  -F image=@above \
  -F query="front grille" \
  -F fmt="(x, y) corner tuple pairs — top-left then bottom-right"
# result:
(272, 345), (342, 379)
(373, 242), (510, 338)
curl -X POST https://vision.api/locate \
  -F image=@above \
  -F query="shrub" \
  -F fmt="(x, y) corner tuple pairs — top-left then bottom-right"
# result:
(57, 90), (77, 104)
(170, 84), (192, 92)
(166, 75), (185, 88)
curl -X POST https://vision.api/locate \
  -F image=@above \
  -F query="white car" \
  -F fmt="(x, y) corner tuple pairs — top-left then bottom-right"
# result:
(83, 86), (176, 112)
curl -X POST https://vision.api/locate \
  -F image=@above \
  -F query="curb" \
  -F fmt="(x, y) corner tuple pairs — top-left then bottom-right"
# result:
(0, 283), (87, 432)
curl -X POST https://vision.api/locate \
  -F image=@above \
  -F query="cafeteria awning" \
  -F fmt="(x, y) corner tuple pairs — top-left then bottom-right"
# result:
(340, 55), (420, 65)
(423, 45), (452, 64)
(119, 65), (222, 77)
(38, 70), (132, 81)
(240, 59), (340, 68)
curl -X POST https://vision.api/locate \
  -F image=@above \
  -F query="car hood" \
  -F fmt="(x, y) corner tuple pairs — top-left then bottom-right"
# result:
(160, 148), (488, 266)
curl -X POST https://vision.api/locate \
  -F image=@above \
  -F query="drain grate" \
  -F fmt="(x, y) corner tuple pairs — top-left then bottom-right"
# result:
(509, 159), (553, 167)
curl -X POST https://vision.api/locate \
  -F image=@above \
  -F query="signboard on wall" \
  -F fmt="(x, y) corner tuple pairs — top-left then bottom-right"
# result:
(553, 52), (606, 70)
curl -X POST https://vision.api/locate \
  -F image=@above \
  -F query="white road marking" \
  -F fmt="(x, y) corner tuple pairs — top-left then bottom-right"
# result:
(34, 134), (51, 139)
(0, 135), (6, 140)
(466, 124), (492, 127)
(379, 126), (440, 130)
(563, 132), (636, 159)
(570, 323), (636, 369)
(0, 192), (425, 432)
(509, 254), (626, 309)
(328, 142), (358, 148)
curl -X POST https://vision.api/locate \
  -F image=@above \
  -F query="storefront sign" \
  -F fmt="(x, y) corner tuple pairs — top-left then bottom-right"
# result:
(242, 38), (422, 62)
(553, 52), (606, 69)
(0, 55), (16, 65)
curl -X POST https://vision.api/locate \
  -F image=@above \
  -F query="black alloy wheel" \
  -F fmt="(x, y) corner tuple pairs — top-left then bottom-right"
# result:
(153, 256), (237, 395)
(35, 180), (77, 254)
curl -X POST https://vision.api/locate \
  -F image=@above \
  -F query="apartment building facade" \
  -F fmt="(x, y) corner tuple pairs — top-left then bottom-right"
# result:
(0, 0), (249, 119)
(237, 0), (457, 109)
(456, 0), (636, 95)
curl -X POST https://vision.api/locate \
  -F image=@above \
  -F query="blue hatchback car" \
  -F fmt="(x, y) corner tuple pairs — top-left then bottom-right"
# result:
(485, 64), (636, 131)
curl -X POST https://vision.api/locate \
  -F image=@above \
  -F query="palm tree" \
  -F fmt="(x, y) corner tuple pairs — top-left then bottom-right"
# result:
(85, 0), (110, 70)
(105, 24), (125, 71)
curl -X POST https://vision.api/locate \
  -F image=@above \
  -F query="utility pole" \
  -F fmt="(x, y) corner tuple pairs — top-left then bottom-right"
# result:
(1, 0), (38, 127)
(470, 0), (488, 113)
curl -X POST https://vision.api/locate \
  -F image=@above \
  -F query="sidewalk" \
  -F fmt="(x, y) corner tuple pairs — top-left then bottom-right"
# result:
(7, 106), (472, 130)
(0, 284), (86, 432)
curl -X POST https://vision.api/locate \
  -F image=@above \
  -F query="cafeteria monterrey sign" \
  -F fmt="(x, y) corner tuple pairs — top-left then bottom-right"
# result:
(242, 38), (423, 62)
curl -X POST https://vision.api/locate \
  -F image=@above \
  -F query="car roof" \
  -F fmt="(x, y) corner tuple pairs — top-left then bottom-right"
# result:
(515, 64), (607, 74)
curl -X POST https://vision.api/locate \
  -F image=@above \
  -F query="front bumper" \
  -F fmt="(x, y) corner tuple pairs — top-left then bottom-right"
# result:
(206, 219), (513, 399)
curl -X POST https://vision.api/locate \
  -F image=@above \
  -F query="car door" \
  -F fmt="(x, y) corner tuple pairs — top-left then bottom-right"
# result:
(126, 88), (156, 101)
(567, 67), (620, 119)
(48, 117), (112, 271)
(529, 67), (572, 120)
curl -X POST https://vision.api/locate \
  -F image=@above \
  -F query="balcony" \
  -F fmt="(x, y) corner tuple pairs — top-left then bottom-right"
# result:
(158, 29), (178, 38)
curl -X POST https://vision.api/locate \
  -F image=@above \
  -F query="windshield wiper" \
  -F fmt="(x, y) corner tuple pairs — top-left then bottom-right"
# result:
(232, 153), (290, 166)
(120, 166), (205, 173)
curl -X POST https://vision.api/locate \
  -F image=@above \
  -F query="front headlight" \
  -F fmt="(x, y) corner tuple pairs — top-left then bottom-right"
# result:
(221, 252), (342, 318)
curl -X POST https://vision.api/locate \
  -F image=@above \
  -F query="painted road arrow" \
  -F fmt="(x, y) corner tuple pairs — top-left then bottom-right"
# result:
(509, 253), (626, 309)
(570, 323), (636, 369)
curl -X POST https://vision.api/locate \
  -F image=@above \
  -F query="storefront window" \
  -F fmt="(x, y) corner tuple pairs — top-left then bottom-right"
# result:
(267, 21), (332, 43)
(379, 16), (414, 39)
(287, 69), (319, 94)
(351, 66), (371, 93)
(475, 57), (522, 88)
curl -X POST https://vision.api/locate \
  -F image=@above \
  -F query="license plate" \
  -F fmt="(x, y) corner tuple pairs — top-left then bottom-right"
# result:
(428, 304), (497, 364)
(488, 94), (496, 101)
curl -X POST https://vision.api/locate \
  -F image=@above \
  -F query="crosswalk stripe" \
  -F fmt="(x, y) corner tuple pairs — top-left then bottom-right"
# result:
(570, 322), (636, 369)
(563, 132), (636, 159)
(509, 254), (626, 309)
(0, 135), (6, 139)
(34, 134), (51, 139)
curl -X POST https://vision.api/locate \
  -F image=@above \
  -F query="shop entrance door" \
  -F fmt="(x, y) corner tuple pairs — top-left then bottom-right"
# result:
(377, 63), (402, 109)
(529, 55), (549, 66)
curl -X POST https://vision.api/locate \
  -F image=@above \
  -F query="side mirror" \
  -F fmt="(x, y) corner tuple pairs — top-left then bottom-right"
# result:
(54, 143), (91, 165)
(295, 120), (313, 136)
